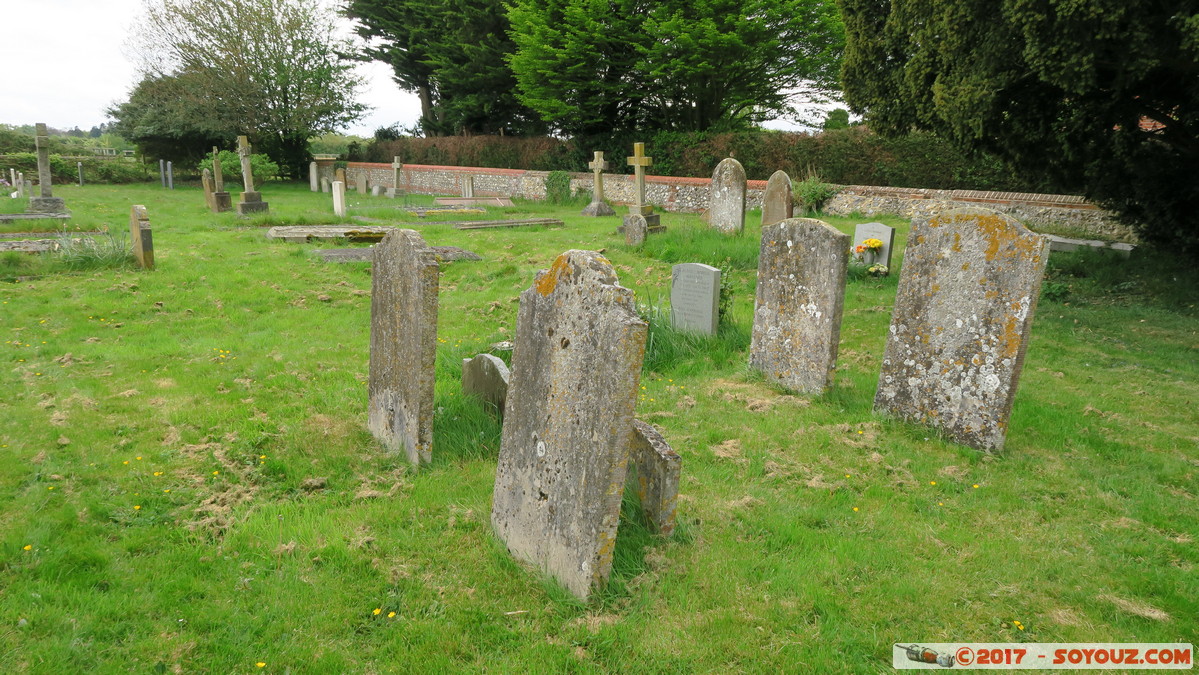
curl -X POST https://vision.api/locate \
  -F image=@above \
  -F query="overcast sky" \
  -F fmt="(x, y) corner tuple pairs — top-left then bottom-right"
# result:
(2, 0), (805, 138)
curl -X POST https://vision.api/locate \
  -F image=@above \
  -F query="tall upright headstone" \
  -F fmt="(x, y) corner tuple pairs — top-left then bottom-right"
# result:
(332, 180), (347, 218)
(708, 157), (746, 234)
(625, 143), (660, 230)
(368, 229), (440, 465)
(355, 172), (367, 194)
(166, 161), (174, 190)
(874, 207), (1049, 452)
(335, 168), (347, 186)
(28, 123), (65, 213)
(852, 222), (897, 272)
(671, 263), (721, 335)
(308, 161), (319, 191)
(201, 168), (216, 211)
(129, 205), (154, 270)
(235, 135), (270, 215)
(209, 146), (231, 211)
(749, 218), (849, 394)
(77, 162), (83, 187)
(761, 170), (794, 227)
(388, 157), (406, 199)
(491, 250), (648, 600)
(581, 151), (616, 216)
(462, 174), (474, 198)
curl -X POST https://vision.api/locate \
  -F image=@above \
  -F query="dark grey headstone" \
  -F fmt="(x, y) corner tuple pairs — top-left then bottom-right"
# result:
(129, 204), (154, 269)
(462, 353), (511, 413)
(853, 222), (896, 272)
(670, 263), (721, 335)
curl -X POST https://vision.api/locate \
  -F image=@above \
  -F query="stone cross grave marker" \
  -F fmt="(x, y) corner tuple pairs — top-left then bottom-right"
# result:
(625, 142), (660, 230)
(235, 136), (269, 215)
(671, 263), (721, 335)
(708, 157), (746, 234)
(874, 207), (1049, 452)
(749, 218), (849, 394)
(491, 250), (648, 601)
(624, 213), (647, 246)
(761, 170), (794, 227)
(852, 222), (896, 273)
(129, 204), (154, 269)
(308, 161), (319, 191)
(368, 229), (440, 465)
(332, 180), (347, 218)
(581, 150), (616, 216)
(29, 123), (65, 213)
(462, 353), (511, 414)
(626, 420), (681, 536)
(388, 157), (406, 198)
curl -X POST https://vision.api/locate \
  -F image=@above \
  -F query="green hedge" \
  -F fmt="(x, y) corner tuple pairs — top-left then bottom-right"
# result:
(367, 127), (1048, 192)
(0, 154), (150, 184)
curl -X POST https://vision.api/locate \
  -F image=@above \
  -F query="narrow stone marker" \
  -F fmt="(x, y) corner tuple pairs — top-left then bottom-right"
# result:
(129, 205), (154, 269)
(234, 135), (269, 215)
(581, 150), (616, 217)
(626, 420), (681, 536)
(761, 170), (793, 227)
(368, 229), (440, 465)
(332, 181), (347, 218)
(201, 169), (216, 211)
(671, 263), (721, 335)
(874, 207), (1049, 452)
(29, 123), (66, 214)
(749, 218), (849, 394)
(309, 161), (319, 191)
(356, 173), (368, 194)
(462, 174), (474, 198)
(320, 177), (331, 193)
(462, 353), (511, 414)
(211, 146), (231, 212)
(708, 157), (746, 234)
(492, 250), (647, 601)
(852, 222), (896, 272)
(624, 213), (647, 246)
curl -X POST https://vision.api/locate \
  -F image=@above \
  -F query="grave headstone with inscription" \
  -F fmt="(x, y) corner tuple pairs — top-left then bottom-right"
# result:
(852, 222), (896, 273)
(671, 263), (721, 335)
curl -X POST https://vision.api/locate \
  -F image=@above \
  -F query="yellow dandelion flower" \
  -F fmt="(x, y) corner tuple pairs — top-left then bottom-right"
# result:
(388, 611), (396, 618)
(973, 484), (980, 488)
(852, 507), (859, 512)
(123, 461), (129, 465)
(48, 486), (54, 490)
(23, 545), (32, 551)
(212, 471), (219, 475)
(133, 505), (141, 510)
(164, 489), (170, 493)
(845, 474), (850, 478)
(857, 430), (863, 435)
(257, 663), (266, 668)
(938, 502), (943, 506)
(373, 608), (382, 615)
(259, 455), (266, 459)
(930, 481), (936, 486)
(136, 456), (142, 460)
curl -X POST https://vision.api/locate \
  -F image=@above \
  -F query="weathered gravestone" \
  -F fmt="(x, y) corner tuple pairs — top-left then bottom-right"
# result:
(624, 142), (660, 231)
(581, 150), (616, 217)
(29, 124), (66, 214)
(624, 213), (647, 246)
(129, 205), (154, 270)
(671, 263), (721, 335)
(874, 207), (1049, 452)
(491, 250), (648, 600)
(332, 180), (347, 218)
(335, 168), (347, 186)
(462, 174), (474, 198)
(853, 222), (896, 273)
(234, 136), (269, 215)
(371, 185), (384, 197)
(462, 353), (511, 414)
(210, 146), (231, 212)
(368, 229), (440, 465)
(761, 170), (794, 227)
(309, 161), (319, 192)
(749, 218), (849, 394)
(320, 177), (331, 193)
(356, 173), (368, 194)
(626, 420), (680, 536)
(201, 169), (216, 211)
(708, 157), (746, 234)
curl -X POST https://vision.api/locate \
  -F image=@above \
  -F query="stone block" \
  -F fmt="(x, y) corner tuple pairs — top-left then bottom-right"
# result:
(626, 420), (680, 535)
(581, 200), (616, 217)
(462, 353), (511, 414)
(129, 204), (154, 269)
(212, 192), (232, 213)
(236, 200), (269, 215)
(28, 197), (66, 213)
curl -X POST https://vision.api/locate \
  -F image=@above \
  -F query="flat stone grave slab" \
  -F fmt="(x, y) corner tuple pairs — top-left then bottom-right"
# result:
(0, 212), (70, 223)
(615, 224), (666, 235)
(0, 231), (102, 240)
(1046, 234), (1134, 257)
(405, 206), (486, 217)
(435, 197), (514, 207)
(454, 218), (563, 230)
(266, 225), (393, 242)
(315, 246), (481, 263)
(0, 239), (57, 252)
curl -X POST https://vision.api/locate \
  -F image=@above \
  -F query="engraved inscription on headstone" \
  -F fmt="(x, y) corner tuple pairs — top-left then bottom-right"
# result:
(671, 263), (721, 335)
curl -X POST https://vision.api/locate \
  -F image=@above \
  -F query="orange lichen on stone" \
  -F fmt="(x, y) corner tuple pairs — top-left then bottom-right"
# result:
(535, 254), (572, 296)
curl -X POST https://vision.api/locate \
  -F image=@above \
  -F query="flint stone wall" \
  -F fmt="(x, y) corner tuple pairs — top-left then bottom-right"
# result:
(874, 207), (1049, 452)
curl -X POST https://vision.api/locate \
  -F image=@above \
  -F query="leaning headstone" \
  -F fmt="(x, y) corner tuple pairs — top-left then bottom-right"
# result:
(211, 146), (231, 212)
(234, 135), (269, 215)
(852, 222), (896, 273)
(626, 420), (680, 536)
(129, 205), (154, 270)
(332, 180), (347, 218)
(708, 157), (746, 234)
(761, 170), (794, 227)
(308, 161), (319, 192)
(368, 229), (440, 465)
(491, 250), (648, 601)
(355, 173), (367, 194)
(581, 150), (616, 217)
(624, 142), (660, 230)
(671, 263), (721, 335)
(749, 218), (849, 394)
(462, 174), (474, 198)
(874, 207), (1049, 452)
(624, 213), (647, 246)
(28, 123), (66, 213)
(462, 353), (510, 413)
(201, 168), (216, 211)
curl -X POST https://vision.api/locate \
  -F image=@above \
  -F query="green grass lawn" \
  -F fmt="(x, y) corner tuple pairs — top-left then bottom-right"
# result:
(1, 182), (1196, 673)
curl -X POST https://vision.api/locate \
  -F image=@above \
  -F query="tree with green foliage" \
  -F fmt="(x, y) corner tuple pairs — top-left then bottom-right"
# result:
(120, 0), (366, 177)
(507, 0), (844, 136)
(346, 0), (546, 136)
(107, 73), (231, 166)
(838, 0), (1199, 250)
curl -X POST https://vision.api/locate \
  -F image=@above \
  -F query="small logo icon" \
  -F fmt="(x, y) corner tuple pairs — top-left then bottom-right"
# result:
(898, 644), (956, 668)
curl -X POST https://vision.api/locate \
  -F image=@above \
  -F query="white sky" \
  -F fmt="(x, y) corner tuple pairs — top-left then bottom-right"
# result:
(1, 0), (806, 138)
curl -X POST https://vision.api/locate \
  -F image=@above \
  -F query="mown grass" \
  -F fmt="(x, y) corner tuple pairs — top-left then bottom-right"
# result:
(1, 182), (1195, 673)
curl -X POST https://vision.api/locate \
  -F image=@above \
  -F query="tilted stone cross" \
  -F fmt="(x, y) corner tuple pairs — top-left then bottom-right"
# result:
(237, 135), (254, 192)
(626, 143), (653, 215)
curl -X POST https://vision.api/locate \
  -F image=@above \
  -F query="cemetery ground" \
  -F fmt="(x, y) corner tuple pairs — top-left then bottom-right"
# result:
(1, 182), (1196, 673)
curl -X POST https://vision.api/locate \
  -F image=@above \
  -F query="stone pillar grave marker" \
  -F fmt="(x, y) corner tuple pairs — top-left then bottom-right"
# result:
(462, 353), (511, 414)
(671, 263), (721, 335)
(462, 174), (474, 198)
(874, 207), (1049, 452)
(368, 229), (440, 465)
(749, 218), (849, 394)
(491, 250), (648, 600)
(853, 222), (897, 272)
(308, 161), (319, 191)
(624, 142), (660, 230)
(234, 135), (269, 215)
(29, 123), (66, 213)
(210, 146), (231, 211)
(129, 204), (154, 269)
(332, 180), (347, 218)
(761, 170), (794, 227)
(708, 157), (746, 234)
(581, 150), (616, 216)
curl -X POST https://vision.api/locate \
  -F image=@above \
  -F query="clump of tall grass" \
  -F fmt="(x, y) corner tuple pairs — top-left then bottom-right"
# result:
(638, 299), (750, 374)
(638, 223), (760, 270)
(49, 228), (135, 271)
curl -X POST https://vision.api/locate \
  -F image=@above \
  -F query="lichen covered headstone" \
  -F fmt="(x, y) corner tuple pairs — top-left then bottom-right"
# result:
(761, 170), (793, 227)
(874, 207), (1048, 452)
(368, 229), (440, 465)
(624, 213), (647, 246)
(626, 420), (680, 536)
(749, 218), (849, 394)
(708, 157), (746, 234)
(491, 250), (647, 600)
